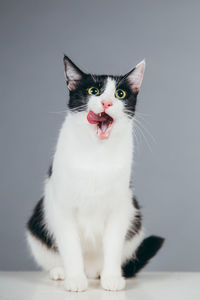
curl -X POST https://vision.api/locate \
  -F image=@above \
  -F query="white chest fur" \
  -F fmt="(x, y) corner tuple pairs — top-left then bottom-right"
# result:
(52, 113), (133, 201)
(45, 113), (134, 245)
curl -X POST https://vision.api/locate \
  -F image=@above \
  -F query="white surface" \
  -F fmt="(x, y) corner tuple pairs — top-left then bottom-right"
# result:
(0, 271), (200, 300)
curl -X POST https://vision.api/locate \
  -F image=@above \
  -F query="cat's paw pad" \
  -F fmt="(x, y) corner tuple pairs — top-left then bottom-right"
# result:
(64, 275), (88, 292)
(50, 267), (65, 281)
(101, 275), (126, 291)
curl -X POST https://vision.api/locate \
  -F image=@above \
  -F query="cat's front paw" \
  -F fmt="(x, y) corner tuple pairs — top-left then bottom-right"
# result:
(64, 275), (88, 292)
(50, 266), (65, 281)
(101, 275), (126, 291)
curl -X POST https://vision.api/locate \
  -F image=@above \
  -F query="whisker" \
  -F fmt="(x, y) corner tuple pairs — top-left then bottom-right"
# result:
(134, 117), (156, 144)
(134, 112), (152, 127)
(123, 109), (156, 146)
(136, 111), (151, 117)
(49, 104), (88, 115)
(69, 104), (87, 111)
(78, 64), (97, 83)
(123, 109), (135, 118)
(115, 76), (123, 86)
(133, 125), (140, 153)
(48, 110), (67, 114)
(69, 104), (88, 113)
(90, 74), (97, 83)
(134, 122), (153, 153)
(116, 73), (130, 88)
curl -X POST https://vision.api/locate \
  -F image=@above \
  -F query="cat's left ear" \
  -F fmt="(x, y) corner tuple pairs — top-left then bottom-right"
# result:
(63, 55), (84, 91)
(126, 60), (146, 94)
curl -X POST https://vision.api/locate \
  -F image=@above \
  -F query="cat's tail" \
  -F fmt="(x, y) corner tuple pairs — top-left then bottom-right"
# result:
(122, 235), (164, 278)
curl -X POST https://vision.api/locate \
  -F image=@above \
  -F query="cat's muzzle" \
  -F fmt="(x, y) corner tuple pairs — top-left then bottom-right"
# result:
(87, 110), (114, 140)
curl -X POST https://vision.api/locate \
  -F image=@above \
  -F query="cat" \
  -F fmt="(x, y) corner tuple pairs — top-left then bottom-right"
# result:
(26, 56), (164, 292)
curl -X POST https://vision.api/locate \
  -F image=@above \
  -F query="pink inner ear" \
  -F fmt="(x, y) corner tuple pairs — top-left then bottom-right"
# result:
(67, 79), (78, 91)
(132, 73), (143, 93)
(128, 60), (145, 93)
(133, 86), (140, 93)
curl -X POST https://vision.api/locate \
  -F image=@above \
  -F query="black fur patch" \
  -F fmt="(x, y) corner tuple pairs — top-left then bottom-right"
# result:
(116, 76), (138, 117)
(68, 74), (107, 112)
(125, 197), (142, 240)
(63, 56), (138, 117)
(27, 198), (57, 250)
(122, 235), (165, 278)
(67, 73), (138, 117)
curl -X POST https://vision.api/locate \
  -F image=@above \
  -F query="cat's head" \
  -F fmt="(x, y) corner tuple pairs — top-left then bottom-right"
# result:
(63, 56), (145, 140)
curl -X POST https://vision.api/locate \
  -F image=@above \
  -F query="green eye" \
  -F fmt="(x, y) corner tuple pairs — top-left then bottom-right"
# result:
(115, 89), (126, 99)
(88, 87), (100, 95)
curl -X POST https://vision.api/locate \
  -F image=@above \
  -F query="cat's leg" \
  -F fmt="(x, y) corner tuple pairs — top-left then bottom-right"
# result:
(49, 206), (88, 292)
(26, 231), (64, 280)
(101, 207), (130, 291)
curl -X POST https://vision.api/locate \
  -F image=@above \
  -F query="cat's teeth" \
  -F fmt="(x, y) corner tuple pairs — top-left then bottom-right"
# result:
(96, 121), (113, 139)
(101, 123), (107, 133)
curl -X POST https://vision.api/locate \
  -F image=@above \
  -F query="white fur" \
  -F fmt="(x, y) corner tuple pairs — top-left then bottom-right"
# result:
(27, 77), (144, 292)
(26, 231), (62, 270)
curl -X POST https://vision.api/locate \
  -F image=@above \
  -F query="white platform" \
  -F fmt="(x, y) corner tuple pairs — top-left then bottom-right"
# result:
(0, 271), (200, 300)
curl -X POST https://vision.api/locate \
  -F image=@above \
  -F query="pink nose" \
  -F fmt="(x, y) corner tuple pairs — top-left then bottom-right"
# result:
(102, 100), (113, 109)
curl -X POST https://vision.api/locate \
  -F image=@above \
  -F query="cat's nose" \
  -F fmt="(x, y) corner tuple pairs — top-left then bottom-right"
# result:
(101, 100), (113, 109)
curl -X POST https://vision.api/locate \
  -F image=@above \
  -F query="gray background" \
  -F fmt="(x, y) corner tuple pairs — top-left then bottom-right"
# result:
(0, 0), (200, 271)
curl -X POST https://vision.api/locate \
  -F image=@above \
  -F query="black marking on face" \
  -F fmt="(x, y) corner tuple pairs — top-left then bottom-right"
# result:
(67, 74), (139, 116)
(68, 74), (108, 112)
(27, 198), (57, 250)
(116, 78), (138, 117)
(63, 56), (141, 117)
(125, 197), (142, 240)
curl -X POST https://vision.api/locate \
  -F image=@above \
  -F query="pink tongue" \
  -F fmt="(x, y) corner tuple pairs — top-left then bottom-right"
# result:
(87, 110), (113, 140)
(87, 110), (107, 124)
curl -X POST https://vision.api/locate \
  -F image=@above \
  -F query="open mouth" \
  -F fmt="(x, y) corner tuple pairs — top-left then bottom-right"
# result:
(87, 110), (114, 139)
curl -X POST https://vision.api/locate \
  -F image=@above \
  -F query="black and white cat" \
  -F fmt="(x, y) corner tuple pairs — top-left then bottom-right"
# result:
(26, 56), (164, 292)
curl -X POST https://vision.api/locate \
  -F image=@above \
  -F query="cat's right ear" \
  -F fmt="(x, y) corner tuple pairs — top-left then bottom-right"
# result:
(126, 60), (145, 94)
(63, 55), (84, 91)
